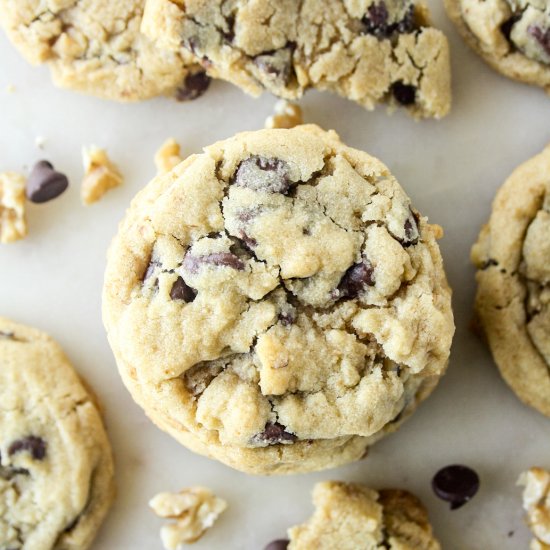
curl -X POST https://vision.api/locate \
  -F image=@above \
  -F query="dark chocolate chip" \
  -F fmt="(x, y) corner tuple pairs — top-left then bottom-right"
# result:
(362, 3), (416, 38)
(500, 15), (520, 43)
(170, 277), (197, 302)
(528, 25), (550, 57)
(253, 47), (293, 85)
(432, 464), (480, 510)
(175, 71), (212, 102)
(264, 540), (290, 550)
(279, 311), (296, 326)
(26, 160), (69, 203)
(8, 436), (46, 461)
(337, 259), (375, 299)
(253, 422), (297, 445)
(391, 81), (417, 106)
(234, 156), (292, 194)
(182, 252), (245, 274)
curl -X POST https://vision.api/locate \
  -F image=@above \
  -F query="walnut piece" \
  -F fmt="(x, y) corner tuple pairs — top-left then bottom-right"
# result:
(0, 172), (27, 244)
(149, 486), (227, 549)
(265, 100), (303, 129)
(81, 146), (123, 205)
(519, 467), (550, 548)
(155, 138), (183, 174)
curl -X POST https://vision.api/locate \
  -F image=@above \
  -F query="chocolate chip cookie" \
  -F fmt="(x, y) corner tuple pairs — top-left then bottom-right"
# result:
(445, 0), (550, 92)
(103, 124), (454, 475)
(472, 143), (550, 416)
(0, 317), (115, 549)
(0, 0), (209, 101)
(276, 481), (440, 549)
(142, 0), (452, 118)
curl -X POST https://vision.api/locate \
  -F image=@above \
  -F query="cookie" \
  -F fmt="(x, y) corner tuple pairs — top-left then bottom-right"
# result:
(472, 144), (550, 416)
(0, 317), (115, 549)
(142, 0), (452, 119)
(282, 481), (440, 549)
(519, 467), (550, 549)
(103, 124), (454, 475)
(445, 0), (550, 93)
(0, 0), (210, 101)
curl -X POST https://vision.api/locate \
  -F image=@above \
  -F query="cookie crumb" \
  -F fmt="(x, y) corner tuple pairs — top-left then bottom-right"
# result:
(265, 100), (303, 129)
(149, 487), (227, 548)
(81, 146), (123, 205)
(155, 139), (183, 175)
(0, 172), (27, 244)
(519, 467), (550, 548)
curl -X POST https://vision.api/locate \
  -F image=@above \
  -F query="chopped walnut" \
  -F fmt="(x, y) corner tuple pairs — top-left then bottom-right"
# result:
(149, 486), (227, 548)
(265, 100), (304, 129)
(81, 146), (123, 205)
(155, 138), (184, 174)
(519, 467), (550, 548)
(0, 172), (27, 244)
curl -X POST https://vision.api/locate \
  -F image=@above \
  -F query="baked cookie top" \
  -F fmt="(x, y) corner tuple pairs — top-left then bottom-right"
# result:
(103, 124), (454, 474)
(0, 317), (115, 550)
(0, 0), (207, 101)
(472, 143), (550, 416)
(445, 0), (550, 92)
(142, 0), (451, 118)
(287, 481), (440, 549)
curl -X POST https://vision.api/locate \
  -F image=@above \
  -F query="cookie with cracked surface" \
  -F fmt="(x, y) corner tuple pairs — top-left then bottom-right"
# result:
(472, 144), (550, 416)
(142, 0), (452, 119)
(445, 0), (550, 93)
(103, 124), (454, 475)
(0, 0), (210, 101)
(0, 317), (115, 549)
(285, 481), (440, 549)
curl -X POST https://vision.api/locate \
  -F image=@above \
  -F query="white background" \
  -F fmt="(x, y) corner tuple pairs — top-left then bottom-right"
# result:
(1, 2), (549, 549)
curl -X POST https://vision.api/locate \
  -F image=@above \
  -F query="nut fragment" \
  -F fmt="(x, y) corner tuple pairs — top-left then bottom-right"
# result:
(0, 172), (27, 244)
(81, 146), (123, 205)
(519, 467), (550, 548)
(155, 138), (184, 174)
(149, 486), (227, 548)
(264, 100), (303, 129)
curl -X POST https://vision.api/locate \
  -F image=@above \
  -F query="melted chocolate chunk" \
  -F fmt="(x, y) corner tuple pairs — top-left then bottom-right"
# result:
(26, 160), (69, 203)
(528, 25), (550, 57)
(432, 464), (480, 510)
(264, 540), (290, 550)
(391, 81), (417, 106)
(234, 156), (292, 194)
(8, 436), (46, 460)
(175, 71), (211, 102)
(337, 259), (375, 299)
(253, 47), (294, 85)
(362, 3), (416, 38)
(170, 277), (197, 302)
(182, 252), (245, 274)
(253, 422), (297, 445)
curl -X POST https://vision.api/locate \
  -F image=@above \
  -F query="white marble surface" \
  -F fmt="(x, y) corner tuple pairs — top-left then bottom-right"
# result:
(1, 3), (550, 549)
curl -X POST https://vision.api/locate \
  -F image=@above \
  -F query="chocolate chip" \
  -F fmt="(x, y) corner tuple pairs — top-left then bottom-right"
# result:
(528, 25), (550, 57)
(391, 81), (416, 106)
(143, 257), (160, 282)
(234, 156), (292, 194)
(252, 422), (297, 445)
(500, 15), (520, 43)
(253, 47), (294, 85)
(279, 311), (296, 326)
(264, 540), (290, 550)
(170, 277), (197, 302)
(402, 212), (420, 246)
(432, 464), (480, 510)
(182, 252), (245, 274)
(175, 71), (212, 102)
(480, 258), (498, 270)
(26, 160), (69, 203)
(337, 259), (375, 299)
(362, 3), (416, 38)
(8, 436), (46, 460)
(237, 231), (257, 250)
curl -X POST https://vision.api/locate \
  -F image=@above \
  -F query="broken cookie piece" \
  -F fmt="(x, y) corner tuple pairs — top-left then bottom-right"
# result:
(149, 487), (227, 548)
(265, 100), (304, 130)
(81, 146), (123, 205)
(519, 467), (550, 548)
(155, 138), (184, 174)
(0, 172), (27, 244)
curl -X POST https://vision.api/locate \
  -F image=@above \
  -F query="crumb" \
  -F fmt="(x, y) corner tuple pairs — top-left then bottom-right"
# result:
(0, 172), (27, 244)
(155, 138), (183, 175)
(265, 100), (303, 129)
(81, 146), (123, 205)
(518, 467), (550, 548)
(149, 487), (227, 549)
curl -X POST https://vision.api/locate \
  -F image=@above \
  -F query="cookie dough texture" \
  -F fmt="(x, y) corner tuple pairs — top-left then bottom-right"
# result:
(0, 0), (206, 101)
(288, 481), (440, 549)
(0, 318), (115, 549)
(519, 467), (550, 549)
(472, 144), (550, 416)
(142, 0), (452, 118)
(0, 172), (27, 244)
(103, 125), (454, 475)
(445, 0), (550, 92)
